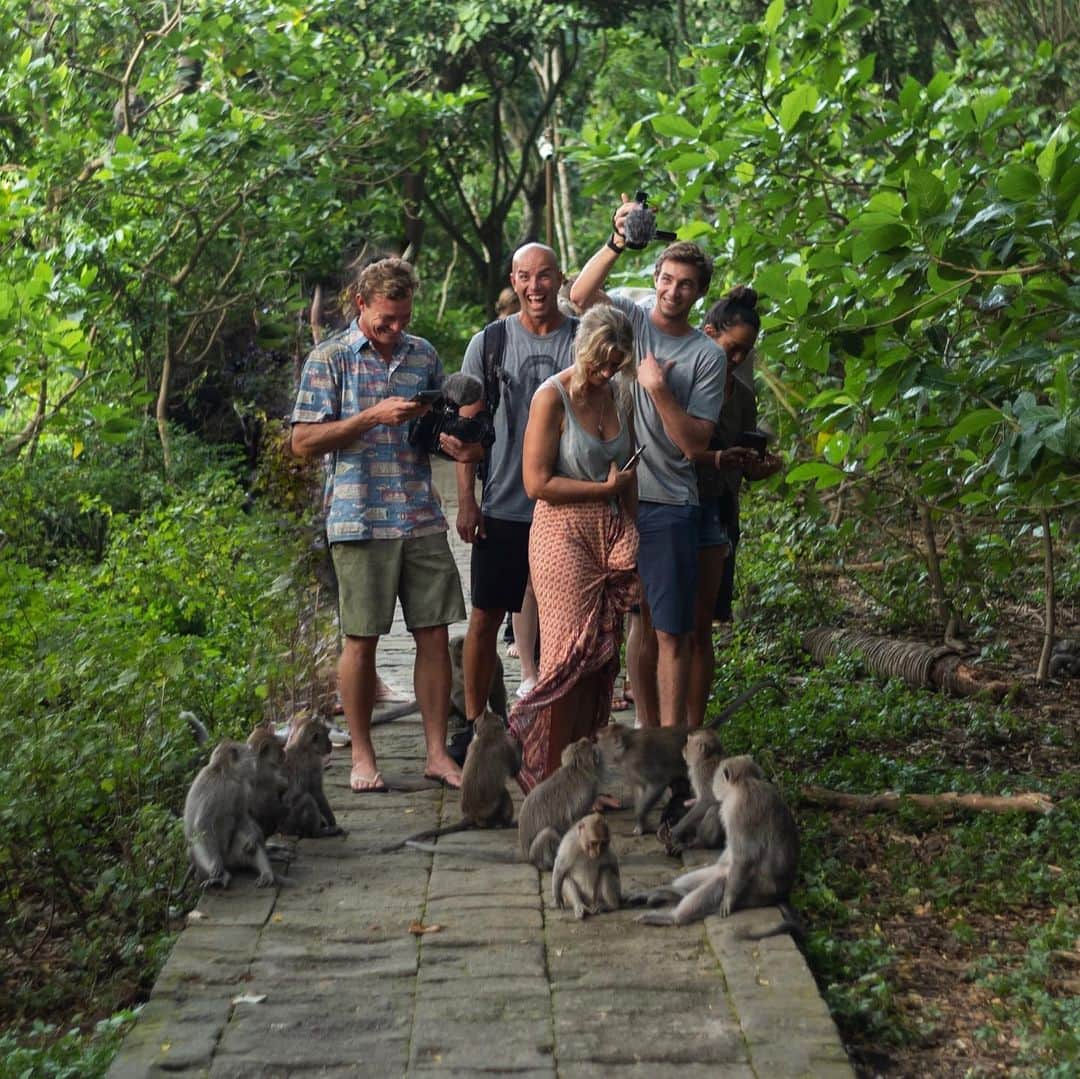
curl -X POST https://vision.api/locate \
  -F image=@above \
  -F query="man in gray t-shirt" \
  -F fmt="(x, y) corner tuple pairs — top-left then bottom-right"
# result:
(453, 243), (575, 761)
(570, 198), (725, 730)
(460, 315), (576, 522)
(608, 295), (725, 506)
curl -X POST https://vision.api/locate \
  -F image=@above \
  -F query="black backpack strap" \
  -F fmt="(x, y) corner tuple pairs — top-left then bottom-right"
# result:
(481, 318), (507, 416)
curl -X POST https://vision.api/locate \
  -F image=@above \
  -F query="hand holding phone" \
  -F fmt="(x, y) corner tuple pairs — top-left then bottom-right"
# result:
(411, 389), (443, 405)
(735, 430), (768, 457)
(620, 445), (645, 471)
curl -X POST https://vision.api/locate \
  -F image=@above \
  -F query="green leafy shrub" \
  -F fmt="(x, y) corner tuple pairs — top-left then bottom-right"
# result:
(0, 1011), (137, 1079)
(0, 428), (245, 570)
(408, 301), (487, 372)
(705, 487), (1077, 1069)
(0, 438), (307, 1025)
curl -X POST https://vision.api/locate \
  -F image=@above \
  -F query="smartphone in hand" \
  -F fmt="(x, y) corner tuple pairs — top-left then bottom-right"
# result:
(736, 430), (768, 457)
(411, 389), (443, 405)
(620, 445), (645, 471)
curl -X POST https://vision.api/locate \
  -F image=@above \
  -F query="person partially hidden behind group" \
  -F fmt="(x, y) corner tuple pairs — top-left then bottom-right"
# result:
(509, 304), (641, 791)
(686, 286), (783, 726)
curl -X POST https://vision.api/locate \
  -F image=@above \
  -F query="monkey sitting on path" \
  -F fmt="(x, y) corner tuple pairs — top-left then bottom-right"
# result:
(552, 813), (621, 919)
(246, 726), (290, 839)
(383, 710), (520, 852)
(518, 739), (604, 870)
(183, 740), (277, 889)
(403, 737), (602, 868)
(596, 724), (689, 836)
(281, 721), (345, 838)
(663, 729), (726, 853)
(627, 755), (799, 933)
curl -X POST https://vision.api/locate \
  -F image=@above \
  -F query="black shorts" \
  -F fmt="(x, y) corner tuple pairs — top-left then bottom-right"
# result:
(470, 516), (531, 613)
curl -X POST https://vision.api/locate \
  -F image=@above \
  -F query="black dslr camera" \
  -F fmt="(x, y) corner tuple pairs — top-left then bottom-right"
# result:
(622, 190), (678, 250)
(407, 372), (496, 459)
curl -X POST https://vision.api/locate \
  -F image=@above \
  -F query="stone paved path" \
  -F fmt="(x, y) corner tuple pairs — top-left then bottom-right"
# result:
(108, 460), (852, 1078)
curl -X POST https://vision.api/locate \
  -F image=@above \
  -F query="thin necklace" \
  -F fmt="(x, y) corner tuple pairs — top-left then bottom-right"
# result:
(596, 394), (607, 434)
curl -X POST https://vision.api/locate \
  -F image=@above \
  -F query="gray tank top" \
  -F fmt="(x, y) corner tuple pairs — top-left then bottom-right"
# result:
(546, 376), (633, 482)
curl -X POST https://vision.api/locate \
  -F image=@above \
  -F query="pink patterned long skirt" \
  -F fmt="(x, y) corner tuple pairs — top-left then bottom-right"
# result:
(508, 499), (639, 792)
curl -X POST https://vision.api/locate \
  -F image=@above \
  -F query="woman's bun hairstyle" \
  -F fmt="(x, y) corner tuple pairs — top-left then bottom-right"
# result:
(703, 285), (761, 332)
(725, 285), (758, 310)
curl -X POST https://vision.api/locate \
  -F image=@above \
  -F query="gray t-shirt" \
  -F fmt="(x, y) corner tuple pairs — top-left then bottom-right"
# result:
(610, 295), (726, 506)
(462, 314), (576, 522)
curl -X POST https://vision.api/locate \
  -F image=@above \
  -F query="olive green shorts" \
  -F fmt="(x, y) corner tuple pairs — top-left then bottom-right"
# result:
(331, 531), (466, 638)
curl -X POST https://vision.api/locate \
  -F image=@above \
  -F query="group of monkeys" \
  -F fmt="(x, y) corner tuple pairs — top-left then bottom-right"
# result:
(393, 714), (799, 930)
(183, 693), (800, 934)
(183, 719), (343, 890)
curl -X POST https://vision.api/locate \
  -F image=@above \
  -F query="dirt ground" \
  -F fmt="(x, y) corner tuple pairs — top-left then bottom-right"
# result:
(813, 626), (1079, 1078)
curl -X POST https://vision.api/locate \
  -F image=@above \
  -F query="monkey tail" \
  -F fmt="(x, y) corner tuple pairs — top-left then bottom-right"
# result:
(181, 710), (209, 746)
(370, 699), (420, 726)
(380, 819), (473, 853)
(736, 901), (805, 943)
(708, 678), (784, 726)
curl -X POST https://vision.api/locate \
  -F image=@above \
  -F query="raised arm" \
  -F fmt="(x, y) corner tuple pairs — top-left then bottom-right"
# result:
(569, 195), (649, 311)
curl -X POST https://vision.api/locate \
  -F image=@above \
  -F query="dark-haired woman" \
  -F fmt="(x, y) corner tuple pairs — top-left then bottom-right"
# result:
(687, 286), (783, 727)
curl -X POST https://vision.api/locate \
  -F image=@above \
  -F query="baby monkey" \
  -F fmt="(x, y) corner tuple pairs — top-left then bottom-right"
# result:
(629, 755), (799, 931)
(552, 813), (621, 919)
(664, 729), (725, 853)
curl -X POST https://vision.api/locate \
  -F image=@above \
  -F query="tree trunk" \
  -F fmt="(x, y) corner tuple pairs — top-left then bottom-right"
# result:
(1036, 509), (1055, 683)
(553, 113), (576, 268)
(403, 164), (427, 262)
(916, 498), (957, 642)
(156, 312), (174, 480)
(4, 367), (47, 459)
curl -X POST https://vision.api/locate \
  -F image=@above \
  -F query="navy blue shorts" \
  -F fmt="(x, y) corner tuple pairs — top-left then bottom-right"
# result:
(698, 496), (732, 549)
(637, 501), (700, 635)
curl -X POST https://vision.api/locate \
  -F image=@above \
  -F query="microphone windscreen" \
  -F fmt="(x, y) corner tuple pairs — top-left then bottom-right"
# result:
(623, 207), (654, 247)
(441, 371), (484, 406)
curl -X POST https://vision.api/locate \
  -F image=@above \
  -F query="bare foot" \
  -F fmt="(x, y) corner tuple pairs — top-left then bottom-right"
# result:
(423, 752), (463, 790)
(350, 746), (379, 784)
(350, 765), (388, 793)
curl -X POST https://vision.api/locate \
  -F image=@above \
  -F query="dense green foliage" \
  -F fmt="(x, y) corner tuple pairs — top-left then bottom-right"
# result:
(574, 0), (1078, 577)
(0, 427), (309, 1058)
(711, 492), (1079, 1073)
(0, 1011), (137, 1079)
(1, 0), (1076, 1073)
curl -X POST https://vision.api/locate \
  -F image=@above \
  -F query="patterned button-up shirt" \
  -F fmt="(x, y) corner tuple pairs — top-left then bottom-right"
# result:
(291, 321), (447, 542)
